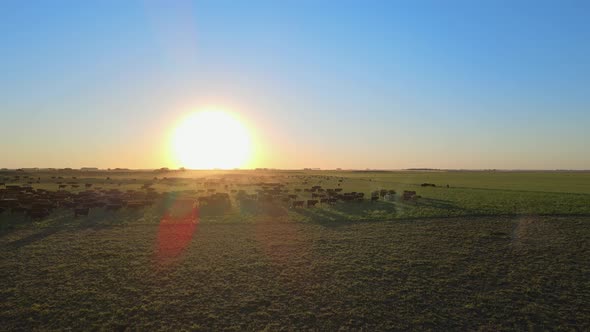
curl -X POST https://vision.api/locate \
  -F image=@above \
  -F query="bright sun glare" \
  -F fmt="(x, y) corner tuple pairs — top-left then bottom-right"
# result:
(172, 110), (252, 169)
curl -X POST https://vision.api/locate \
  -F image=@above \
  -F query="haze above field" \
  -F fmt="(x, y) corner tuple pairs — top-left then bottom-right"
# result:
(1, 1), (589, 170)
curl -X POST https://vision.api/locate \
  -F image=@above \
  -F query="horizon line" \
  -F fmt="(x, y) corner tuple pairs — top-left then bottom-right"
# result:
(1, 167), (590, 172)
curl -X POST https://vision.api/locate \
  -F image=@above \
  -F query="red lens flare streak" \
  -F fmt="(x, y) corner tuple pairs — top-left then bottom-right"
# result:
(154, 198), (199, 266)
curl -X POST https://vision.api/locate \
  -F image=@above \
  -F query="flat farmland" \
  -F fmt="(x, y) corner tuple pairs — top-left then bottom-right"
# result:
(1, 170), (589, 330)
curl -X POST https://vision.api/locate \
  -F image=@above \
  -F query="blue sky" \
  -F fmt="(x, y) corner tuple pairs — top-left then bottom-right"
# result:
(1, 0), (589, 169)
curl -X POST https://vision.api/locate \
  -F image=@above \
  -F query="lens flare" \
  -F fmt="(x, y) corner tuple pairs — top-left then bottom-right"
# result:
(154, 196), (199, 267)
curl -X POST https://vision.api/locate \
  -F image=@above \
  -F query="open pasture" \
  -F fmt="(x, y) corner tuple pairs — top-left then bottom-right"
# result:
(1, 169), (589, 330)
(0, 171), (590, 227)
(1, 170), (589, 229)
(1, 215), (589, 330)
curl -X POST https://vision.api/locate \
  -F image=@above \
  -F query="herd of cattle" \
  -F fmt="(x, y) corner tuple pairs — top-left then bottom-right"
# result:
(0, 174), (423, 220)
(236, 184), (420, 208)
(0, 183), (160, 220)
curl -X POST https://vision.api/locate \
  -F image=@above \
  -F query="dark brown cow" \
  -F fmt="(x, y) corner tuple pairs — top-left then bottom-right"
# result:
(0, 198), (18, 209)
(61, 200), (77, 208)
(12, 206), (29, 214)
(126, 201), (146, 209)
(106, 204), (122, 211)
(307, 199), (319, 207)
(292, 200), (305, 208)
(29, 208), (50, 220)
(402, 191), (417, 201)
(74, 207), (90, 217)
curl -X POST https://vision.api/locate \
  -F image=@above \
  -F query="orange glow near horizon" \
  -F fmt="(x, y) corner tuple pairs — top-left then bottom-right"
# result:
(170, 110), (253, 169)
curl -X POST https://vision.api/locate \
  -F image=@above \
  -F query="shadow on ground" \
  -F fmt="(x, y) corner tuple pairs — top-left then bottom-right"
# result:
(290, 198), (469, 226)
(0, 206), (162, 249)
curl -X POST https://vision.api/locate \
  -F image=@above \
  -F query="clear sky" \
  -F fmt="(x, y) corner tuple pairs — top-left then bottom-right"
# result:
(1, 0), (589, 169)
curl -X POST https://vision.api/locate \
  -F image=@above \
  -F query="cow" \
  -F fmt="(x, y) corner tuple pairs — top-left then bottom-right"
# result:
(320, 198), (329, 205)
(126, 201), (146, 209)
(402, 191), (417, 201)
(307, 199), (319, 207)
(105, 204), (122, 211)
(61, 200), (77, 208)
(371, 196), (380, 202)
(197, 196), (210, 206)
(29, 208), (50, 220)
(11, 206), (29, 214)
(74, 207), (90, 217)
(292, 200), (305, 208)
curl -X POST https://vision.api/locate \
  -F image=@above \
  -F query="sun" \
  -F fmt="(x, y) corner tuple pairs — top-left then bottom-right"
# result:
(171, 110), (252, 169)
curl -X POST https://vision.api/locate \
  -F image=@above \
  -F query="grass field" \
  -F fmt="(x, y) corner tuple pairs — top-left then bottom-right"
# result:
(1, 169), (589, 330)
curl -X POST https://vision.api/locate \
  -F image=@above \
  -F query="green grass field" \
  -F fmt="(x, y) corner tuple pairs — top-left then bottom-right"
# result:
(1, 170), (589, 330)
